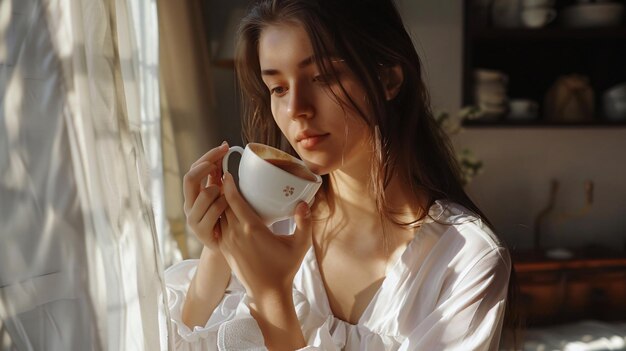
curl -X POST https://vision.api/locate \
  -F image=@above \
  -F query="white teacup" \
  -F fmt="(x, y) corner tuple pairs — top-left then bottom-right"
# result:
(508, 99), (539, 120)
(222, 143), (322, 226)
(521, 8), (557, 28)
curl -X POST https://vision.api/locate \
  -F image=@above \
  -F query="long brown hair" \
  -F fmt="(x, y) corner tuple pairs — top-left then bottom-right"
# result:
(234, 0), (520, 346)
(236, 0), (479, 223)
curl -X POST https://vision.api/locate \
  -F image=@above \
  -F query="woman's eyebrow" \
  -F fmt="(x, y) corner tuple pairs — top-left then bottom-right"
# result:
(261, 55), (314, 76)
(261, 55), (343, 76)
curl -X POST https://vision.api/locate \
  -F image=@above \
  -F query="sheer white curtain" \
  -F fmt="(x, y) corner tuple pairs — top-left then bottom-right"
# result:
(0, 0), (175, 349)
(117, 0), (182, 267)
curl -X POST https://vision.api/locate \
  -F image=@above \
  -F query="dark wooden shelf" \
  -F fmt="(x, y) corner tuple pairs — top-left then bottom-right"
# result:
(512, 246), (626, 326)
(462, 0), (626, 127)
(462, 119), (626, 128)
(516, 258), (626, 273)
(470, 26), (626, 42)
(512, 247), (626, 271)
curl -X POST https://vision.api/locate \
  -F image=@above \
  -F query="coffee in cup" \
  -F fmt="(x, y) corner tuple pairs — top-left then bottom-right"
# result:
(265, 158), (318, 182)
(222, 143), (322, 226)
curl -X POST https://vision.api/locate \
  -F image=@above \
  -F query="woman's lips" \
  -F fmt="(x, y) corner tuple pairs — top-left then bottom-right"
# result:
(298, 134), (329, 149)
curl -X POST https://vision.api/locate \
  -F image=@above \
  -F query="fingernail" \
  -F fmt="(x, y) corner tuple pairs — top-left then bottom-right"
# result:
(221, 170), (230, 182)
(221, 141), (228, 148)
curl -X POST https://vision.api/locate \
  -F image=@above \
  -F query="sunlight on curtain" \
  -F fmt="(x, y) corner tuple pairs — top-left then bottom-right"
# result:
(0, 0), (171, 349)
(116, 0), (182, 268)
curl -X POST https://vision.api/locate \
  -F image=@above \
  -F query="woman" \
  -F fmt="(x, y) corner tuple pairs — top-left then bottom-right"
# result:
(164, 0), (515, 349)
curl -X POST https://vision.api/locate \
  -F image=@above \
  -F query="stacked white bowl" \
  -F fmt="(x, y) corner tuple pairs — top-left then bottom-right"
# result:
(474, 69), (509, 119)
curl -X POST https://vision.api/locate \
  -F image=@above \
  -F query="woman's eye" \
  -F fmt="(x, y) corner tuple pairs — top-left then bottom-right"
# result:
(270, 86), (287, 96)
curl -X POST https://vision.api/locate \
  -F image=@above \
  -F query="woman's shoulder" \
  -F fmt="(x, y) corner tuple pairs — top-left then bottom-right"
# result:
(422, 200), (509, 267)
(425, 200), (500, 243)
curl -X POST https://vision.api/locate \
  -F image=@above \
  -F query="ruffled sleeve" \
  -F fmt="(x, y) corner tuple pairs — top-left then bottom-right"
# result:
(163, 259), (266, 350)
(162, 259), (327, 351)
(398, 247), (510, 351)
(162, 219), (297, 350)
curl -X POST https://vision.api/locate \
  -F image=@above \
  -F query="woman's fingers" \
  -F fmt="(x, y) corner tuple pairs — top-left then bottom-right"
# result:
(207, 167), (223, 188)
(293, 202), (313, 247)
(184, 162), (217, 207)
(183, 143), (229, 214)
(219, 207), (240, 248)
(184, 162), (215, 214)
(190, 141), (229, 169)
(219, 210), (230, 247)
(222, 172), (260, 223)
(223, 207), (238, 232)
(198, 195), (228, 237)
(187, 185), (220, 226)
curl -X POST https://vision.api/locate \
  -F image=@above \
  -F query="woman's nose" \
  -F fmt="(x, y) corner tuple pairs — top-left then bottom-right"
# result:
(287, 84), (314, 120)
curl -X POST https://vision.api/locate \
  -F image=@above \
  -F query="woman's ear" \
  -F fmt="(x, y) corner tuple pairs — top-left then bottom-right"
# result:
(379, 64), (404, 101)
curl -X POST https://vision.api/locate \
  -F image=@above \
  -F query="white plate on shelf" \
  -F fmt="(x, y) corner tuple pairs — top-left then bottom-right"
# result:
(545, 248), (574, 260)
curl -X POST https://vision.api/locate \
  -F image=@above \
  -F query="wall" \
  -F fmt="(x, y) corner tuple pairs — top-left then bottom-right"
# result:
(207, 0), (248, 145)
(397, 1), (626, 251)
(208, 1), (626, 251)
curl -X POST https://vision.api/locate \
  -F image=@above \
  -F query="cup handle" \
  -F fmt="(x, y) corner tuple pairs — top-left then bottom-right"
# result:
(222, 146), (245, 174)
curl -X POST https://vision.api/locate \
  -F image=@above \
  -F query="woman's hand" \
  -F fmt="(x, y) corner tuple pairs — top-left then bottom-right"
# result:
(183, 142), (230, 250)
(218, 171), (313, 299)
(218, 171), (310, 349)
(181, 142), (234, 329)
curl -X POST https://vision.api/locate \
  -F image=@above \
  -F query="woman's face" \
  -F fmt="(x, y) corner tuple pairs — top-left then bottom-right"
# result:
(258, 23), (374, 175)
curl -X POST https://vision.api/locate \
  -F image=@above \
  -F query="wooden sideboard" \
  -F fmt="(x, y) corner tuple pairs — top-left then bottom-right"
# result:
(513, 250), (626, 326)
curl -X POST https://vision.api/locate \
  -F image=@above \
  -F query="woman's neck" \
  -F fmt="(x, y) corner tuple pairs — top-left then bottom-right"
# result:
(320, 165), (427, 239)
(328, 170), (377, 220)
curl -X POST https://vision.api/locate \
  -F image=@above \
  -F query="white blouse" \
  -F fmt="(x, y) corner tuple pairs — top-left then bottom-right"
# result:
(162, 200), (511, 350)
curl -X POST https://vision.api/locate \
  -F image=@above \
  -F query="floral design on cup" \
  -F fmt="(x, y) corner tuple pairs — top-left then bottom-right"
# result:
(283, 186), (295, 197)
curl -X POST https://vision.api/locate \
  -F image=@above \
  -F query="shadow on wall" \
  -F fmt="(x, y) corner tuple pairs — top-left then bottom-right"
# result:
(460, 128), (626, 252)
